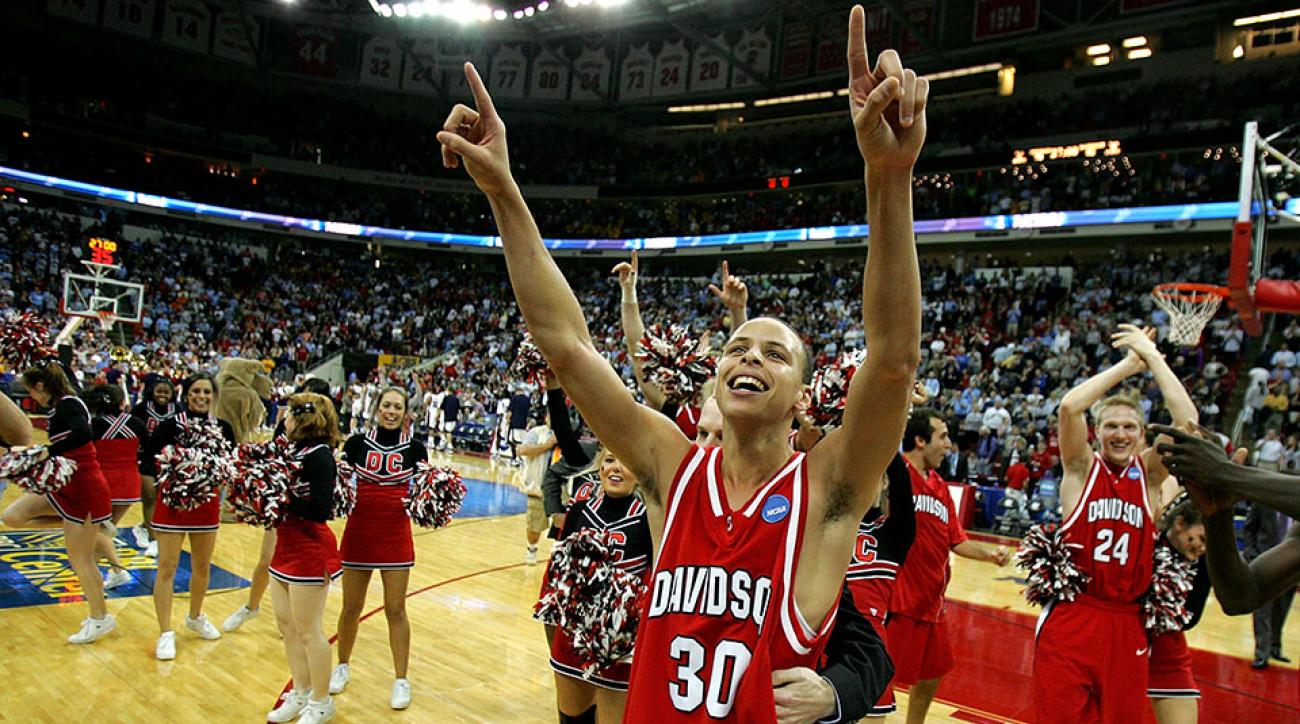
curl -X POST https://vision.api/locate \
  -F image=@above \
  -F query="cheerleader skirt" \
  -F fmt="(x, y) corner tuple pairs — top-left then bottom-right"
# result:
(47, 445), (112, 525)
(339, 483), (414, 570)
(549, 625), (632, 691)
(94, 438), (142, 504)
(270, 515), (343, 585)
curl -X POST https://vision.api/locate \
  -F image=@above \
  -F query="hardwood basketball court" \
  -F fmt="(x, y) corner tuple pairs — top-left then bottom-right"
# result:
(0, 450), (1295, 723)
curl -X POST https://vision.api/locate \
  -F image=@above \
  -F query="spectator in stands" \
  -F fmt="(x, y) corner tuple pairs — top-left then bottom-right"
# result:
(1255, 429), (1286, 472)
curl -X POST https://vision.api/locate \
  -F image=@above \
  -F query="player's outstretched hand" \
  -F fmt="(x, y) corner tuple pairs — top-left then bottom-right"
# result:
(1151, 422), (1236, 492)
(1111, 323), (1160, 368)
(611, 251), (639, 295)
(708, 260), (748, 312)
(846, 4), (928, 171)
(437, 62), (513, 196)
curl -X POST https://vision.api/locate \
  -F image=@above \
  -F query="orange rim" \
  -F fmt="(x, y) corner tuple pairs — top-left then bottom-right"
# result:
(1152, 282), (1229, 304)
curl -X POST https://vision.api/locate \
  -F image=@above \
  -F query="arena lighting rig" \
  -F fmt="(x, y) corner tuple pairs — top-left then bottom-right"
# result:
(367, 0), (624, 22)
(4, 165), (1298, 253)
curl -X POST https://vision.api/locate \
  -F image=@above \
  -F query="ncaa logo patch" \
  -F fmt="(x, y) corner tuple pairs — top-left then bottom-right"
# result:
(762, 494), (791, 524)
(1127, 467), (1142, 480)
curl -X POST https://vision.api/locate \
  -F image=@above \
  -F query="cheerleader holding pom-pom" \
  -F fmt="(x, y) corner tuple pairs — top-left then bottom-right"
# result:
(534, 446), (652, 724)
(143, 373), (236, 661)
(1, 361), (116, 644)
(266, 393), (345, 724)
(329, 387), (429, 711)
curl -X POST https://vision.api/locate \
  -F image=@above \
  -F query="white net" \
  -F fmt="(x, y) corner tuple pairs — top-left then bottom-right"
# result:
(1152, 288), (1222, 347)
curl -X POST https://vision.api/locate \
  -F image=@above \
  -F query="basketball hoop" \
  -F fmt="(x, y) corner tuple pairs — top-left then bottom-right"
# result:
(1152, 283), (1226, 347)
(94, 310), (116, 332)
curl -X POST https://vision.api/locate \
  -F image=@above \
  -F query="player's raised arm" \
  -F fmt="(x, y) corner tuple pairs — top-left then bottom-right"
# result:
(1116, 324), (1197, 491)
(612, 252), (666, 411)
(1055, 334), (1147, 515)
(811, 5), (925, 515)
(437, 63), (687, 492)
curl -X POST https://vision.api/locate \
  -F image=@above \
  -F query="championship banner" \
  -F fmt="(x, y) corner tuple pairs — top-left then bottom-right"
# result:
(489, 44), (527, 99)
(570, 46), (611, 102)
(401, 39), (440, 96)
(815, 13), (846, 75)
(102, 0), (157, 40)
(780, 20), (812, 80)
(900, 0), (936, 56)
(359, 35), (403, 91)
(619, 42), (654, 101)
(652, 39), (689, 97)
(689, 34), (730, 93)
(441, 39), (486, 96)
(211, 13), (259, 66)
(271, 24), (357, 80)
(973, 0), (1039, 41)
(46, 0), (100, 25)
(530, 46), (570, 100)
(160, 0), (212, 53)
(730, 29), (772, 89)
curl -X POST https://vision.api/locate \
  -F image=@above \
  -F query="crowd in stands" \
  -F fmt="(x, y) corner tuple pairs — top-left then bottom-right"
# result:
(3, 44), (1295, 189)
(6, 197), (1287, 490)
(2, 122), (1242, 239)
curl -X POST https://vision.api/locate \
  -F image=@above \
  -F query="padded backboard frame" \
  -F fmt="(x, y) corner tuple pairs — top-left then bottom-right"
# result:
(62, 271), (144, 325)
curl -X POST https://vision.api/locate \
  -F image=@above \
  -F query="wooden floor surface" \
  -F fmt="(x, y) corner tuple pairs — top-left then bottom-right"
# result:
(0, 451), (1294, 723)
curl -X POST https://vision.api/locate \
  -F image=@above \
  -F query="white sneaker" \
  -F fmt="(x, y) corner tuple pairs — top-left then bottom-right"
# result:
(329, 663), (350, 694)
(266, 689), (311, 723)
(221, 605), (259, 632)
(144, 540), (158, 558)
(297, 697), (336, 724)
(104, 569), (132, 590)
(185, 614), (221, 640)
(68, 615), (116, 644)
(390, 678), (411, 710)
(155, 630), (176, 660)
(132, 525), (150, 548)
(525, 546), (538, 565)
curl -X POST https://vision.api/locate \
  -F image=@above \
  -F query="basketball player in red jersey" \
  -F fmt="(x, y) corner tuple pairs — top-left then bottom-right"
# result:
(438, 5), (925, 718)
(889, 407), (1011, 723)
(1032, 324), (1197, 722)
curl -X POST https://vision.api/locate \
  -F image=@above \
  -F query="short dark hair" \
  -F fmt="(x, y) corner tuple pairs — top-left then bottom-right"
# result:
(902, 406), (944, 452)
(1160, 496), (1204, 534)
(83, 384), (125, 416)
(299, 377), (332, 397)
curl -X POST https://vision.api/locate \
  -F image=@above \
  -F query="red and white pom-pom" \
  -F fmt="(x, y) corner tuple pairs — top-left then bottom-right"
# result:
(0, 445), (76, 494)
(403, 464), (466, 528)
(0, 312), (52, 371)
(1016, 523), (1091, 606)
(534, 529), (648, 675)
(510, 331), (549, 385)
(176, 416), (233, 456)
(1142, 545), (1196, 634)
(156, 445), (229, 511)
(808, 350), (864, 427)
(225, 439), (297, 528)
(637, 324), (716, 403)
(332, 459), (358, 518)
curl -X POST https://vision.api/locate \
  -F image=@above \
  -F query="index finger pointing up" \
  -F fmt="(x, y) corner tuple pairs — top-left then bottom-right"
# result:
(847, 5), (871, 85)
(464, 62), (497, 119)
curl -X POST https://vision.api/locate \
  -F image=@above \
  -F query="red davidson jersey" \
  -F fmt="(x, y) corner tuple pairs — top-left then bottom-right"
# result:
(1060, 453), (1157, 604)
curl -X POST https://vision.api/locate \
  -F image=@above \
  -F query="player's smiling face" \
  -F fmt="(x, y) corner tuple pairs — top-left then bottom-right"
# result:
(1096, 404), (1142, 467)
(717, 318), (809, 425)
(377, 391), (406, 430)
(599, 449), (637, 497)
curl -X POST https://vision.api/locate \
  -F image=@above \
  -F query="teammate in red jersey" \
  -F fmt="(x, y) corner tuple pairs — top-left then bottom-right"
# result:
(1032, 324), (1197, 723)
(888, 407), (1011, 723)
(438, 5), (925, 718)
(845, 453), (914, 718)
